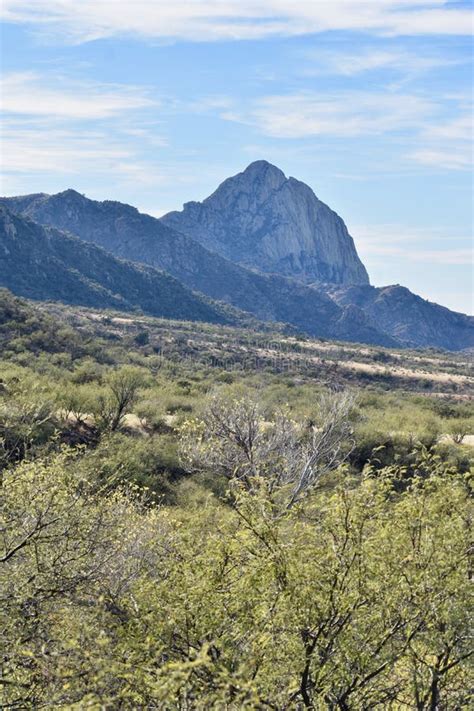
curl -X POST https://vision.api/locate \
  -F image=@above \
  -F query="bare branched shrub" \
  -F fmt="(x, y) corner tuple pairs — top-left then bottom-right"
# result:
(94, 366), (145, 432)
(180, 390), (355, 506)
(287, 390), (355, 506)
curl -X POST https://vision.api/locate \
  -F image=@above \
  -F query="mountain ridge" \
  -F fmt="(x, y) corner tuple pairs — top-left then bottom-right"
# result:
(321, 283), (474, 352)
(1, 161), (472, 351)
(0, 205), (249, 326)
(0, 190), (396, 346)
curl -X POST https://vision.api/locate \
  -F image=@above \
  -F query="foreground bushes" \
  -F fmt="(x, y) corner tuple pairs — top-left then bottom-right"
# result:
(1, 449), (472, 709)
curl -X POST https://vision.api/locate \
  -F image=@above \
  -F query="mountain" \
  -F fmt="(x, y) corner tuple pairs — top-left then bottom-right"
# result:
(322, 284), (474, 351)
(0, 191), (394, 346)
(2, 166), (472, 351)
(161, 160), (369, 286)
(0, 206), (245, 326)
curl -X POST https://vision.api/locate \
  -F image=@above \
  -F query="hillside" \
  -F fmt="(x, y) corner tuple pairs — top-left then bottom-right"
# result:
(0, 192), (395, 346)
(44, 300), (474, 397)
(2, 172), (472, 351)
(1, 290), (473, 711)
(322, 284), (474, 351)
(0, 207), (245, 326)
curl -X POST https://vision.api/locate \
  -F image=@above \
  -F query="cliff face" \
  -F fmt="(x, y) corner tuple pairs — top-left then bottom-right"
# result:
(162, 160), (370, 286)
(2, 183), (472, 351)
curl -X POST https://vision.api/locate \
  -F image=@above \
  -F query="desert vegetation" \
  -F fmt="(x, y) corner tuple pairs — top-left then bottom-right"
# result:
(1, 291), (473, 708)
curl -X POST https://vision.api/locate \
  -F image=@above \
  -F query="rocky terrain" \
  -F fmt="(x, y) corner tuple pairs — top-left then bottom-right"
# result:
(323, 284), (474, 352)
(0, 190), (394, 345)
(162, 160), (369, 286)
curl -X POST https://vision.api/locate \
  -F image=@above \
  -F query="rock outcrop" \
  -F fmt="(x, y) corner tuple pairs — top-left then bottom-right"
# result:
(162, 160), (369, 286)
(2, 178), (472, 351)
(0, 191), (394, 345)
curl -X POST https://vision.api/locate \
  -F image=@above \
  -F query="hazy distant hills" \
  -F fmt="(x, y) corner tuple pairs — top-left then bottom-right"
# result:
(162, 160), (369, 286)
(322, 284), (474, 353)
(1, 161), (472, 351)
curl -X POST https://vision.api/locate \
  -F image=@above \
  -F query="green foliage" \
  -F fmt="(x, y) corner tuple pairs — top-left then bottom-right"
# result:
(1, 451), (472, 708)
(0, 373), (57, 469)
(78, 433), (186, 501)
(0, 292), (473, 707)
(0, 288), (88, 358)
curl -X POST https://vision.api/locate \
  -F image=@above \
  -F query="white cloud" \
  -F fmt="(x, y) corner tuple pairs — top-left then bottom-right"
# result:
(410, 148), (472, 170)
(367, 244), (472, 265)
(0, 72), (164, 188)
(409, 112), (473, 170)
(353, 224), (473, 265)
(222, 91), (435, 138)
(424, 115), (472, 142)
(0, 124), (164, 185)
(1, 1), (472, 42)
(217, 90), (472, 171)
(1, 72), (155, 119)
(304, 49), (462, 76)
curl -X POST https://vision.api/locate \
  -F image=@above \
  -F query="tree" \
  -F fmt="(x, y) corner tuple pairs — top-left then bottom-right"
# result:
(1, 448), (471, 708)
(179, 390), (355, 507)
(94, 366), (146, 432)
(0, 451), (162, 707)
(0, 376), (55, 470)
(448, 418), (472, 445)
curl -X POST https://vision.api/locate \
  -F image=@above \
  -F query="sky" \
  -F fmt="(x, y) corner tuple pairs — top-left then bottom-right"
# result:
(0, 1), (472, 314)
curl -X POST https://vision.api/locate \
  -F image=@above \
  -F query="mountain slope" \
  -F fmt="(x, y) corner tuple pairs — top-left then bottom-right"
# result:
(0, 206), (244, 326)
(0, 191), (394, 346)
(161, 160), (369, 286)
(4, 182), (471, 350)
(322, 284), (474, 351)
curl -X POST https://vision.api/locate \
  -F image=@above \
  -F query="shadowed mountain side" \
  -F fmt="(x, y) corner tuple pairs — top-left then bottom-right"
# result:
(0, 207), (247, 326)
(0, 191), (395, 346)
(5, 185), (470, 350)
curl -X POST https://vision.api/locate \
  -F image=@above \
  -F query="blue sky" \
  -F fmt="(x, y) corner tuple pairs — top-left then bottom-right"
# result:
(0, 1), (472, 313)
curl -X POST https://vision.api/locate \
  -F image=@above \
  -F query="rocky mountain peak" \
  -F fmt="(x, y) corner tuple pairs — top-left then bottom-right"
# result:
(162, 161), (370, 286)
(200, 160), (287, 212)
(56, 188), (84, 200)
(234, 159), (287, 188)
(1, 187), (472, 350)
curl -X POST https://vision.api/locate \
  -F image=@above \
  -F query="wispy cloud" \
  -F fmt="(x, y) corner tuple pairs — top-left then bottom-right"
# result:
(217, 90), (472, 171)
(366, 244), (472, 266)
(1, 1), (472, 42)
(221, 91), (435, 138)
(0, 73), (164, 189)
(303, 48), (463, 77)
(410, 148), (472, 170)
(353, 223), (473, 265)
(0, 124), (165, 185)
(409, 111), (473, 170)
(2, 72), (155, 119)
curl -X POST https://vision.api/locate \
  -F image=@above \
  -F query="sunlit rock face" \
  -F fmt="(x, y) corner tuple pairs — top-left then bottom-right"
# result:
(162, 160), (370, 286)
